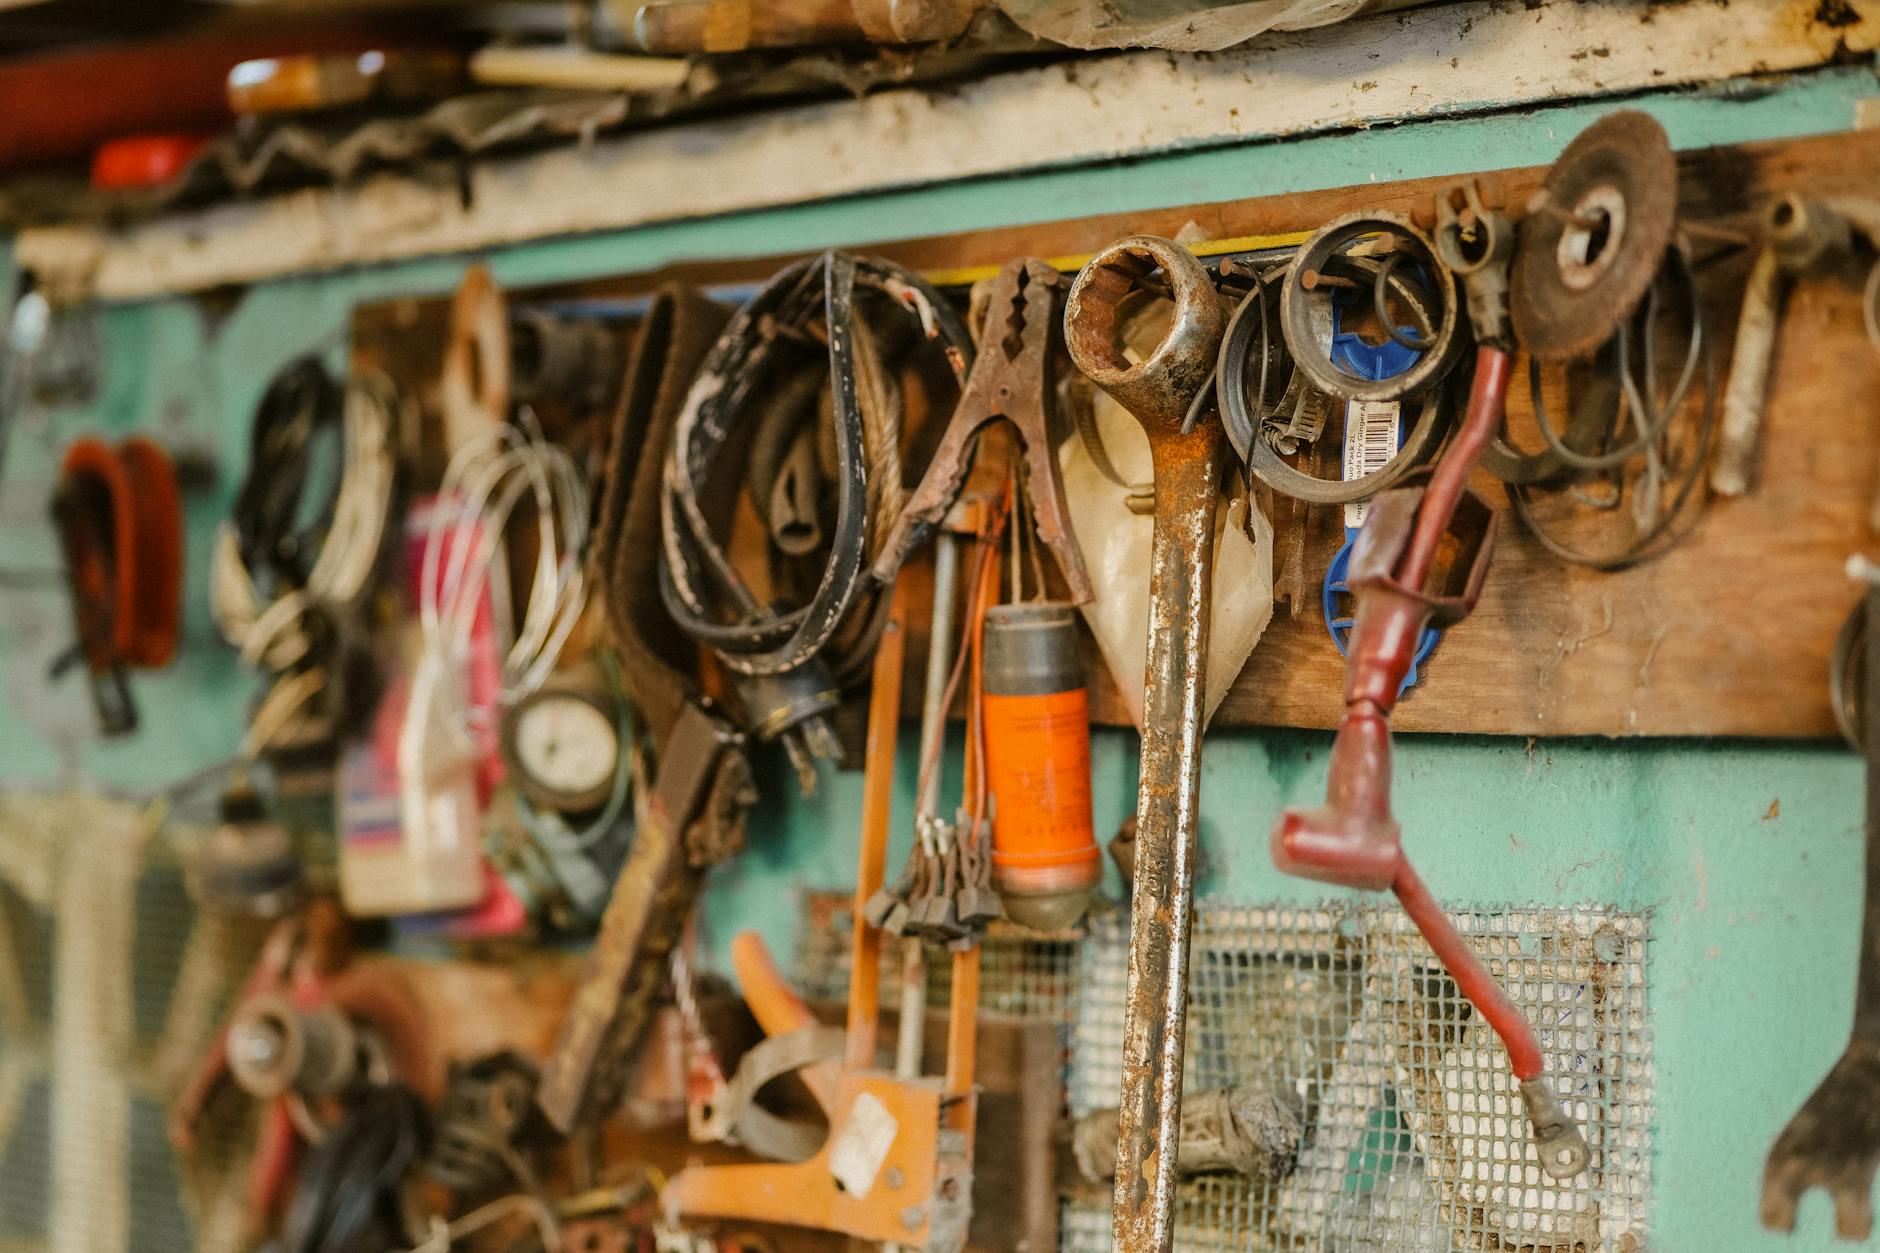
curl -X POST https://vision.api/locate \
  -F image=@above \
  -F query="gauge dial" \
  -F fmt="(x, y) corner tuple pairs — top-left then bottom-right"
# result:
(506, 693), (619, 812)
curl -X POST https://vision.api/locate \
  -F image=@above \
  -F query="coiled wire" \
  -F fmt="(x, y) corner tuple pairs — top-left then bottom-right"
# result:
(210, 361), (398, 755)
(1504, 239), (1717, 571)
(420, 419), (590, 706)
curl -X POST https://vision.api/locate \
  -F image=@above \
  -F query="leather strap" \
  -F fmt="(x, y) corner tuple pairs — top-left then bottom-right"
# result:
(657, 251), (973, 677)
(49, 434), (183, 733)
(593, 286), (730, 744)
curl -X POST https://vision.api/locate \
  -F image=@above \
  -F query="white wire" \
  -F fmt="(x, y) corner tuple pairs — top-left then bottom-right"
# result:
(419, 420), (589, 708)
(404, 1193), (562, 1253)
(211, 367), (398, 753)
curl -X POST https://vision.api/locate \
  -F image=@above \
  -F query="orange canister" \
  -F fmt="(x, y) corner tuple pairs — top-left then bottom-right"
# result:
(984, 601), (1099, 929)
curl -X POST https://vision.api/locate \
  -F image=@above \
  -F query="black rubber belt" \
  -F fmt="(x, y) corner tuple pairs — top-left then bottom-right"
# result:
(658, 250), (972, 677)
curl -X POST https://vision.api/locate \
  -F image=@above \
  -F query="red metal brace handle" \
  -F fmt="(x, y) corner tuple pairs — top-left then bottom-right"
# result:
(1272, 346), (1589, 1179)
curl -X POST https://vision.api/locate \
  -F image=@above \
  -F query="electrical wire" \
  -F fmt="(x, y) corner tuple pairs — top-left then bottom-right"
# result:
(211, 364), (398, 755)
(419, 418), (590, 707)
(399, 419), (589, 882)
(405, 1194), (562, 1253)
(1507, 240), (1717, 570)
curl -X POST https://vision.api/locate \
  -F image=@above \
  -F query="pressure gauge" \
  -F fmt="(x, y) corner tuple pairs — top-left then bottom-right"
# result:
(500, 659), (623, 814)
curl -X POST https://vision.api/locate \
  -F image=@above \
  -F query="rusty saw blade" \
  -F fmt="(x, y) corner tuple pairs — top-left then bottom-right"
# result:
(1510, 110), (1678, 362)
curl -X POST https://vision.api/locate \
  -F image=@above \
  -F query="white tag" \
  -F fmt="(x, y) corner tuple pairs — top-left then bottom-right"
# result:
(1342, 398), (1401, 529)
(829, 1091), (899, 1198)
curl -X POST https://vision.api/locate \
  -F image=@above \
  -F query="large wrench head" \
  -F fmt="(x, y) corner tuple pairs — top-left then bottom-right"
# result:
(1064, 235), (1226, 433)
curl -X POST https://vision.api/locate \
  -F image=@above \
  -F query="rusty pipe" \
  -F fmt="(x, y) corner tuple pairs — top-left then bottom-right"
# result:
(1065, 235), (1227, 1253)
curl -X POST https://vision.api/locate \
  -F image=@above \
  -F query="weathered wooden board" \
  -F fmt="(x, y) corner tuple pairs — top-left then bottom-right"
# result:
(866, 128), (1880, 738)
(21, 0), (1879, 299)
(356, 126), (1880, 738)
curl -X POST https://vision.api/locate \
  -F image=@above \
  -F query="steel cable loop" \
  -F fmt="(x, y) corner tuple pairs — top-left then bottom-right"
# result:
(1225, 259), (1453, 505)
(1475, 344), (1624, 487)
(1528, 242), (1703, 474)
(658, 251), (973, 677)
(1506, 237), (1718, 570)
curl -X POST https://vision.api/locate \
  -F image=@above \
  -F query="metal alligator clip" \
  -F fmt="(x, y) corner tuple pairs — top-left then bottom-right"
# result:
(873, 256), (1093, 603)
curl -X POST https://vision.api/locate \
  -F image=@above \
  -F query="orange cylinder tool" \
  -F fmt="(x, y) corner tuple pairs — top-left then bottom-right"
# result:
(983, 601), (1098, 929)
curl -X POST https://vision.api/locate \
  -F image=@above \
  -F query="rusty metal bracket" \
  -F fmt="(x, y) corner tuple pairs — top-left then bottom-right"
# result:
(1063, 234), (1227, 1253)
(663, 583), (981, 1251)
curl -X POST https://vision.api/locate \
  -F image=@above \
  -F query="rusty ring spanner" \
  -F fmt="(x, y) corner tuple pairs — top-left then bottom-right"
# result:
(1065, 235), (1227, 1253)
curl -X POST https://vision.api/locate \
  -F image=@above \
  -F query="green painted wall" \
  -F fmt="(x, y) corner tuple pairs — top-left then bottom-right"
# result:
(3, 64), (1876, 1250)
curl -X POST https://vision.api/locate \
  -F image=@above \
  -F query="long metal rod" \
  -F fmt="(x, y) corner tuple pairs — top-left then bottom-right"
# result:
(917, 535), (964, 816)
(886, 534), (965, 1253)
(899, 535), (962, 1074)
(846, 581), (909, 1072)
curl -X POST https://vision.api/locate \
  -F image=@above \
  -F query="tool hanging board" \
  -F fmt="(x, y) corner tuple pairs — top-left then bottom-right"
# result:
(353, 126), (1880, 740)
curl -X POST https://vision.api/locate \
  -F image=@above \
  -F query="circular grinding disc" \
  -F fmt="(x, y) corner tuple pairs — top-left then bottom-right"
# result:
(1511, 111), (1678, 361)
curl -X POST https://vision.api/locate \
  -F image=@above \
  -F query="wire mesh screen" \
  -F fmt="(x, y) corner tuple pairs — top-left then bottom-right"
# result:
(792, 888), (1086, 1023)
(796, 891), (1651, 1250)
(0, 794), (262, 1253)
(1065, 903), (1651, 1253)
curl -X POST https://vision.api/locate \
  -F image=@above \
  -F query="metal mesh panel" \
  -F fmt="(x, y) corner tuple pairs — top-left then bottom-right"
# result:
(1066, 903), (1652, 1253)
(0, 795), (262, 1253)
(796, 890), (1652, 1251)
(792, 888), (1086, 1024)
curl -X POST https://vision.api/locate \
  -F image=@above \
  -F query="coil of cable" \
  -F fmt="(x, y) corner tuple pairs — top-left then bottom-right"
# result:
(210, 358), (399, 756)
